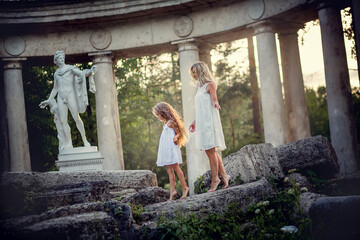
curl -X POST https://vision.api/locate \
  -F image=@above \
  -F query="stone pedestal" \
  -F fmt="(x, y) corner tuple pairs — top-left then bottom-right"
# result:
(56, 146), (103, 172)
(173, 38), (211, 195)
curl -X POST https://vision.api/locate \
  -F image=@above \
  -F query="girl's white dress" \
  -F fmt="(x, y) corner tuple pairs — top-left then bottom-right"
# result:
(194, 82), (226, 151)
(156, 120), (183, 166)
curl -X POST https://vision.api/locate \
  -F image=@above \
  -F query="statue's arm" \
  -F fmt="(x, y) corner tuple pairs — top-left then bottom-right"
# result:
(72, 67), (83, 76)
(39, 75), (58, 108)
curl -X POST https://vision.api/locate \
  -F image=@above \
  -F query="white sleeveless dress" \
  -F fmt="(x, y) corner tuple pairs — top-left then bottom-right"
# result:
(194, 82), (226, 151)
(156, 121), (183, 166)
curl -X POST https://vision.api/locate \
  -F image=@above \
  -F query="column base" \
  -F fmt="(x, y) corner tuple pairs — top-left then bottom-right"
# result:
(56, 146), (103, 172)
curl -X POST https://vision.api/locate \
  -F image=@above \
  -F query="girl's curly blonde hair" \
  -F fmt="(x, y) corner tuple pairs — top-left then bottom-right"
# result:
(152, 102), (189, 148)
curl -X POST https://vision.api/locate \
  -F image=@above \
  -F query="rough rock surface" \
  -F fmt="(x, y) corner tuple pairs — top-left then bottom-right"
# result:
(33, 181), (111, 211)
(144, 178), (275, 221)
(195, 144), (283, 192)
(285, 173), (314, 191)
(299, 192), (324, 215)
(275, 135), (339, 178)
(0, 170), (157, 192)
(120, 186), (169, 206)
(1, 200), (134, 240)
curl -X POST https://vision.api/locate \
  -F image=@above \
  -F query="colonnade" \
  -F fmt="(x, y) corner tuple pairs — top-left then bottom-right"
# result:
(1, 3), (358, 188)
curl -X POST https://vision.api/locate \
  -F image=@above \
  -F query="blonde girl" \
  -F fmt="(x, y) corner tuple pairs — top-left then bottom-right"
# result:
(153, 102), (189, 200)
(189, 61), (230, 192)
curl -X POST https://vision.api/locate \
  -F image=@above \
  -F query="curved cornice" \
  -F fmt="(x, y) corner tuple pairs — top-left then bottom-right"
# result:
(0, 0), (232, 26)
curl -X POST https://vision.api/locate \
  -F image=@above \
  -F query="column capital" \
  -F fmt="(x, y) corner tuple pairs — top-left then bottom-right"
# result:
(171, 38), (198, 52)
(2, 57), (27, 70)
(88, 51), (113, 64)
(250, 21), (276, 35)
(277, 23), (303, 36)
(198, 41), (215, 54)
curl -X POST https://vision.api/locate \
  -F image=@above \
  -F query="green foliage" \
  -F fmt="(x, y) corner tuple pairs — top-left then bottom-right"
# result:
(300, 169), (328, 194)
(157, 177), (312, 240)
(115, 54), (183, 187)
(128, 203), (145, 223)
(194, 176), (209, 194)
(23, 65), (59, 171)
(305, 87), (330, 139)
(351, 88), (360, 150)
(214, 41), (262, 156)
(342, 7), (356, 60)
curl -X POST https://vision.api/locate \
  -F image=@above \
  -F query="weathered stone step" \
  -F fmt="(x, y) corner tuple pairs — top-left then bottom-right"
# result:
(142, 178), (275, 222)
(195, 143), (283, 192)
(195, 136), (339, 193)
(1, 170), (157, 192)
(1, 201), (134, 240)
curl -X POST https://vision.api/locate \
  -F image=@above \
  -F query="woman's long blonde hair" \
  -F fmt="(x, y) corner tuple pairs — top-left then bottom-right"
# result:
(152, 102), (189, 148)
(189, 61), (215, 86)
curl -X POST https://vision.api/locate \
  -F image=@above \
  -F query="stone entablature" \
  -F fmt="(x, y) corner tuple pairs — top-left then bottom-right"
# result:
(0, 0), (314, 59)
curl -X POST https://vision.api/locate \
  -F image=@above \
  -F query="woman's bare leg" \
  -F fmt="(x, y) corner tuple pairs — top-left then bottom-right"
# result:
(166, 165), (177, 200)
(173, 164), (189, 199)
(216, 152), (230, 189)
(205, 148), (221, 192)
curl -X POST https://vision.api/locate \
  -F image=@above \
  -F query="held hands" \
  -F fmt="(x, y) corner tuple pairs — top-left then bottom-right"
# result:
(189, 121), (195, 133)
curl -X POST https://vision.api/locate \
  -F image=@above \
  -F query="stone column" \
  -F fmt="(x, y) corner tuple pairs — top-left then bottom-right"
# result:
(318, 3), (359, 176)
(278, 28), (311, 142)
(252, 22), (287, 146)
(172, 38), (210, 195)
(89, 51), (124, 170)
(3, 58), (31, 171)
(199, 42), (213, 72)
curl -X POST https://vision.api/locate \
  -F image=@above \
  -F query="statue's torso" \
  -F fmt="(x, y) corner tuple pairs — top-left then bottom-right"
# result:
(55, 65), (77, 100)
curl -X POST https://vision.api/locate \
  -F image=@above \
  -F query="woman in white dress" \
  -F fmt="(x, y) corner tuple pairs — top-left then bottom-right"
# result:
(189, 61), (230, 192)
(153, 102), (189, 200)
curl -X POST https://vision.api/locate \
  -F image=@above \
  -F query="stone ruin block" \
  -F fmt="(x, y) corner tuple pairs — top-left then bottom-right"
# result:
(194, 143), (283, 192)
(275, 135), (339, 178)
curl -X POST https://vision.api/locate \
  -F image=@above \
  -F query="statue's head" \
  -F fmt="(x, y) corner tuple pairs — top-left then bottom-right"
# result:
(54, 50), (65, 65)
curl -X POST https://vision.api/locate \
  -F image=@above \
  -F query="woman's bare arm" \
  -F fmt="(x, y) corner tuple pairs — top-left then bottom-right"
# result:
(207, 81), (221, 110)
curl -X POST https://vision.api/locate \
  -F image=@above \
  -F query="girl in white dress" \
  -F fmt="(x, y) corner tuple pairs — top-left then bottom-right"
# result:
(153, 102), (190, 200)
(189, 61), (231, 192)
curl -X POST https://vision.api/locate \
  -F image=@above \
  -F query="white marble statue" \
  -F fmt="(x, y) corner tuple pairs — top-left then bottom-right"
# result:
(40, 50), (97, 151)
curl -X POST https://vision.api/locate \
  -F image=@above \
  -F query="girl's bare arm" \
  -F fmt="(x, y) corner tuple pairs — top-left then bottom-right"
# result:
(169, 120), (181, 145)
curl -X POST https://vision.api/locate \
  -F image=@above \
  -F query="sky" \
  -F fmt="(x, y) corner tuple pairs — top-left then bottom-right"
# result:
(298, 21), (358, 89)
(210, 12), (359, 90)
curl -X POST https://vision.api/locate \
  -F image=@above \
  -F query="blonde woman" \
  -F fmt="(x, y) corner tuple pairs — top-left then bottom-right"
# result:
(189, 61), (230, 192)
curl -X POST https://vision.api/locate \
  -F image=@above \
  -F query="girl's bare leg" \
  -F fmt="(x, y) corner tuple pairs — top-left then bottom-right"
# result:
(216, 152), (230, 189)
(166, 165), (177, 201)
(205, 148), (221, 192)
(173, 164), (189, 199)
